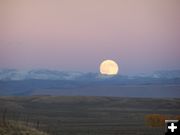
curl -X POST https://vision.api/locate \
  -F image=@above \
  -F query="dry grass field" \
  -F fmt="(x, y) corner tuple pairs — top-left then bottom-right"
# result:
(0, 96), (180, 135)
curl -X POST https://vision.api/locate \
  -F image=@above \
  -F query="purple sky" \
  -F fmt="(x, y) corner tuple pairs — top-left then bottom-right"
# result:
(0, 0), (180, 74)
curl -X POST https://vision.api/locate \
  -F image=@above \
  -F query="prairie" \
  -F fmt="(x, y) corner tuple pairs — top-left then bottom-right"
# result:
(0, 96), (179, 135)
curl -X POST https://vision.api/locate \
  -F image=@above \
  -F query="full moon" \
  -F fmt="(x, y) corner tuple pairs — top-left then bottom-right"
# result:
(100, 60), (119, 75)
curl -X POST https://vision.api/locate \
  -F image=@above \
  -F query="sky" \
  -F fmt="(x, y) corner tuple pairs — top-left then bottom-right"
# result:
(0, 0), (180, 75)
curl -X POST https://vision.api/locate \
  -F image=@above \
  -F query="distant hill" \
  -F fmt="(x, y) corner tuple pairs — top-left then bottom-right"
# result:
(0, 69), (180, 81)
(0, 69), (180, 97)
(151, 70), (180, 79)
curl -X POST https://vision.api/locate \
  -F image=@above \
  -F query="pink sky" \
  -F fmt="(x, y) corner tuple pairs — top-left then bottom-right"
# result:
(0, 0), (180, 74)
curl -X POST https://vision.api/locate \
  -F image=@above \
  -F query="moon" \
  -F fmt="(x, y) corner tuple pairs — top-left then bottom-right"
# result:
(100, 60), (119, 75)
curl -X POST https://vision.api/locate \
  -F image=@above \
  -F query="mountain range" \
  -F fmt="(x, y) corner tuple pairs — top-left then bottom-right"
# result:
(0, 69), (180, 81)
(0, 69), (180, 97)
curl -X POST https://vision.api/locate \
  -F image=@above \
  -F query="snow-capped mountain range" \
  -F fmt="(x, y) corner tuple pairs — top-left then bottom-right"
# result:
(0, 69), (180, 81)
(0, 69), (86, 81)
(0, 69), (180, 97)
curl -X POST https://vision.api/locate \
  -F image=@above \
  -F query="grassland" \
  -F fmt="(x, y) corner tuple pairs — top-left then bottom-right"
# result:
(0, 121), (48, 135)
(0, 96), (180, 135)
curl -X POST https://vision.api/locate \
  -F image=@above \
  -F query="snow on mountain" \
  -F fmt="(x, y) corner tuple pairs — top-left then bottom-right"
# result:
(0, 69), (180, 81)
(0, 69), (85, 81)
(151, 70), (180, 79)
